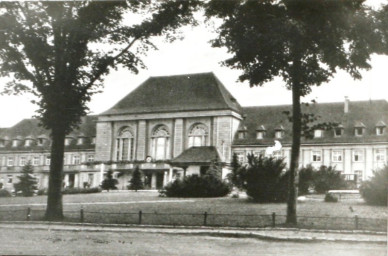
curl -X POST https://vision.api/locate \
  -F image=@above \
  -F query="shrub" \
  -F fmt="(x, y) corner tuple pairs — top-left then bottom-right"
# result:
(324, 193), (339, 202)
(37, 189), (47, 196)
(313, 165), (347, 193)
(163, 174), (231, 197)
(128, 166), (144, 191)
(298, 165), (315, 195)
(242, 154), (287, 202)
(101, 170), (118, 191)
(360, 166), (388, 206)
(14, 161), (38, 197)
(0, 189), (12, 197)
(62, 187), (101, 194)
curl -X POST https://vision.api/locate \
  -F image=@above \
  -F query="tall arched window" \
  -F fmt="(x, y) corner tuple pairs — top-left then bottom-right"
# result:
(116, 127), (134, 161)
(151, 125), (170, 160)
(188, 123), (208, 147)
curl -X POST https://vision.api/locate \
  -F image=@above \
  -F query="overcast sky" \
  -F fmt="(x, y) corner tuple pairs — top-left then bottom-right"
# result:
(0, 1), (387, 128)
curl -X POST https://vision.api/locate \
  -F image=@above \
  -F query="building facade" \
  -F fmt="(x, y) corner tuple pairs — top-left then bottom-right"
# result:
(0, 73), (387, 190)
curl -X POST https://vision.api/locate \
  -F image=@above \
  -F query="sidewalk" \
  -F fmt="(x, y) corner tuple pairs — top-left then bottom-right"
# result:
(0, 221), (386, 243)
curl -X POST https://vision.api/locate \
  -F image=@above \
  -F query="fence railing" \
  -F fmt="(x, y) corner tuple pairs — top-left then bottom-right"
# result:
(0, 207), (386, 232)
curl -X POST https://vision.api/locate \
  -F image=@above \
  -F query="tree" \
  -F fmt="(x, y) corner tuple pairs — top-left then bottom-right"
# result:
(205, 0), (382, 224)
(101, 170), (118, 191)
(227, 153), (244, 189)
(128, 166), (143, 191)
(14, 161), (38, 197)
(0, 1), (200, 220)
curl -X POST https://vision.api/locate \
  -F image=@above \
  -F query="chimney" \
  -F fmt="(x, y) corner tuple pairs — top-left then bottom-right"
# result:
(344, 96), (349, 114)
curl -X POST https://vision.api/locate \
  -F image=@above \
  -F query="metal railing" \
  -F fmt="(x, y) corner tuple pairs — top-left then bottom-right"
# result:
(0, 207), (385, 232)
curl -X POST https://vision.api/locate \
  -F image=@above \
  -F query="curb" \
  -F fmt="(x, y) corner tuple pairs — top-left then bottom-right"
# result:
(0, 221), (386, 244)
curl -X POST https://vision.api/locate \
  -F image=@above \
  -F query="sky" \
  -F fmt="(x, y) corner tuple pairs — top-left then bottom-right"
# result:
(0, 1), (387, 128)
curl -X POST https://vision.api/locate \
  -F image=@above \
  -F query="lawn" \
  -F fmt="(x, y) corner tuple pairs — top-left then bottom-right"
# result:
(0, 191), (386, 231)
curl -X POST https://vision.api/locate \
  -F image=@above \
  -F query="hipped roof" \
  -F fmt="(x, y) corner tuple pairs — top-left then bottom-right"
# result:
(101, 72), (242, 116)
(170, 146), (222, 167)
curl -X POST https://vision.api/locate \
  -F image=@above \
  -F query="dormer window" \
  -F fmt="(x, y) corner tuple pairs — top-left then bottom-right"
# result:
(376, 121), (386, 135)
(12, 139), (20, 147)
(91, 137), (96, 144)
(38, 138), (44, 146)
(65, 138), (73, 146)
(25, 140), (31, 147)
(334, 125), (344, 137)
(256, 125), (266, 139)
(355, 127), (364, 136)
(77, 138), (83, 145)
(0, 139), (4, 148)
(314, 129), (323, 138)
(354, 122), (365, 136)
(274, 125), (285, 139)
(237, 126), (248, 139)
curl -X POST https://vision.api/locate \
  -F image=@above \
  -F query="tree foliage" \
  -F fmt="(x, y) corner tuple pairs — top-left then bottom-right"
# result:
(240, 154), (287, 203)
(360, 166), (388, 206)
(101, 170), (118, 191)
(0, 1), (200, 220)
(227, 153), (245, 189)
(128, 165), (144, 191)
(205, 0), (384, 224)
(14, 161), (38, 197)
(313, 165), (347, 193)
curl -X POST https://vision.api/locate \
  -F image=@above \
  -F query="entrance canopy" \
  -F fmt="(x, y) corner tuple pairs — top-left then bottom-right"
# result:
(170, 146), (223, 168)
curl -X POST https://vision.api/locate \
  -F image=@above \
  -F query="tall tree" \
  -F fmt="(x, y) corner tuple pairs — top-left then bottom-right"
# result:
(0, 0), (200, 220)
(206, 0), (382, 224)
(14, 161), (38, 197)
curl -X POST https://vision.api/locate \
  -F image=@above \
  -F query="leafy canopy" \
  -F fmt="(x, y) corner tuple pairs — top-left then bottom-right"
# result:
(205, 0), (380, 94)
(0, 1), (200, 133)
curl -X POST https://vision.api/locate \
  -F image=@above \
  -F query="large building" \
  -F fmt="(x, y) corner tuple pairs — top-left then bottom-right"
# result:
(0, 73), (387, 190)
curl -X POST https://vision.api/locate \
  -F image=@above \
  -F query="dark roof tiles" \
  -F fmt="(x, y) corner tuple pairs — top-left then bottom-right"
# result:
(101, 72), (243, 116)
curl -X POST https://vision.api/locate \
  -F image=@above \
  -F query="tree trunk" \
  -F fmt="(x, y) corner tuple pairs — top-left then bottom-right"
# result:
(45, 126), (66, 220)
(286, 60), (302, 225)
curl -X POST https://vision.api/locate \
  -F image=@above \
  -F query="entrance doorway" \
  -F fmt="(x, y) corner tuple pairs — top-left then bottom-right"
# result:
(156, 172), (164, 189)
(68, 173), (75, 188)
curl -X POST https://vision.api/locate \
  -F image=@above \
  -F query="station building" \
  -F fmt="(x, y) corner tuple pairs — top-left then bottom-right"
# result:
(0, 72), (387, 190)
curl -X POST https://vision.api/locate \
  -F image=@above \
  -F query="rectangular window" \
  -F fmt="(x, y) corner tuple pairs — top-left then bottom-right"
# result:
(238, 132), (245, 139)
(45, 156), (51, 165)
(7, 157), (14, 166)
(73, 155), (80, 165)
(19, 156), (26, 166)
(334, 128), (343, 137)
(32, 156), (39, 166)
(256, 131), (264, 139)
(376, 127), (385, 135)
(314, 130), (323, 138)
(355, 128), (364, 136)
(236, 152), (245, 163)
(332, 151), (343, 162)
(7, 175), (12, 184)
(375, 149), (386, 162)
(353, 150), (364, 162)
(273, 151), (282, 159)
(275, 131), (283, 139)
(312, 151), (322, 162)
(87, 155), (94, 162)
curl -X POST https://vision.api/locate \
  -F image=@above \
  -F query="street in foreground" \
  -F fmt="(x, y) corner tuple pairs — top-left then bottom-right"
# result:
(0, 226), (384, 256)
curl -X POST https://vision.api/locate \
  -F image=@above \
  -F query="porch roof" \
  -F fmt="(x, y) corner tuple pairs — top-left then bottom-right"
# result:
(170, 146), (222, 167)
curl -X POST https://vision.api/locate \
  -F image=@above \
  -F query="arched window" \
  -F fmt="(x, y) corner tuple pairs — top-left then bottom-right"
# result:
(151, 125), (170, 160)
(188, 123), (208, 147)
(116, 127), (134, 161)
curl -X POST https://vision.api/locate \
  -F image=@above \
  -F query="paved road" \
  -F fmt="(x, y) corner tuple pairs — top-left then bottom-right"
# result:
(0, 226), (384, 256)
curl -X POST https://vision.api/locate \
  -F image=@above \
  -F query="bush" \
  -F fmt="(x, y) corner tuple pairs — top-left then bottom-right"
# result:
(242, 154), (287, 202)
(324, 193), (339, 202)
(37, 189), (47, 196)
(360, 166), (388, 206)
(163, 174), (231, 197)
(313, 165), (347, 193)
(226, 153), (244, 189)
(62, 187), (101, 194)
(0, 189), (12, 197)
